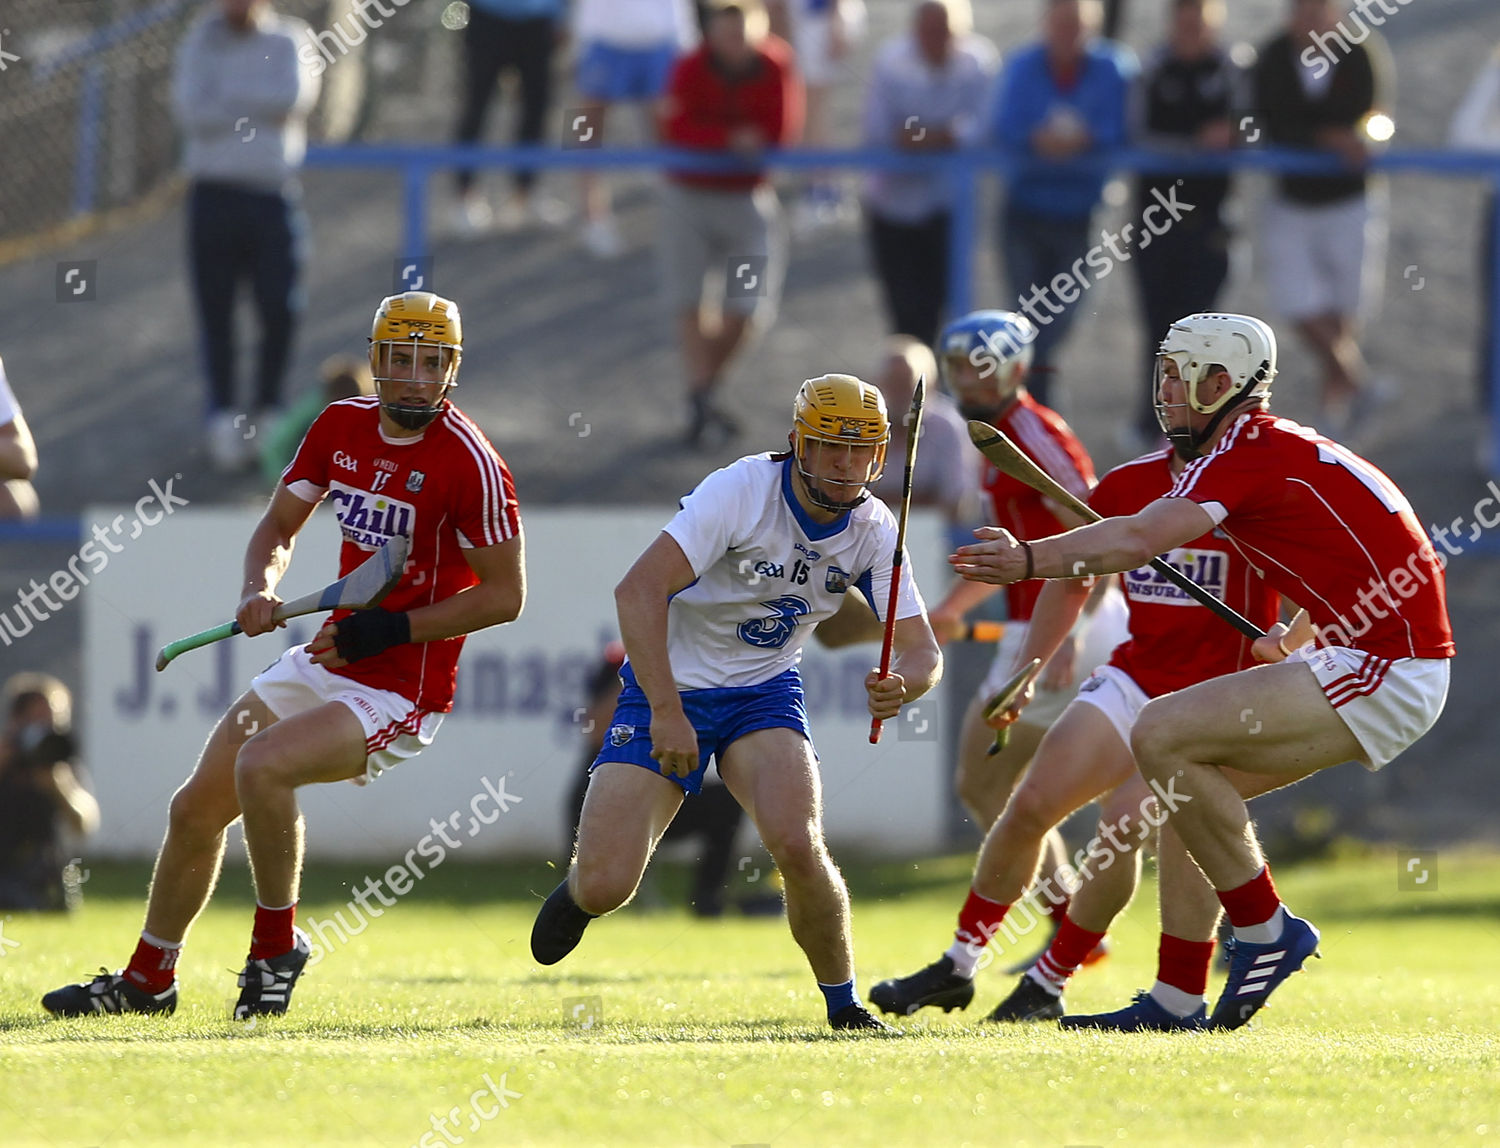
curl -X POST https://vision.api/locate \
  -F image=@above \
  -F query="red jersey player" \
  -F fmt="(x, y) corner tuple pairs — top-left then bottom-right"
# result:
(922, 310), (1128, 957)
(952, 312), (1454, 1029)
(43, 291), (525, 1021)
(872, 443), (1282, 1023)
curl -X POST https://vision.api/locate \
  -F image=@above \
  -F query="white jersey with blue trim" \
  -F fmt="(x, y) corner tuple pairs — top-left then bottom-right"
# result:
(656, 453), (926, 690)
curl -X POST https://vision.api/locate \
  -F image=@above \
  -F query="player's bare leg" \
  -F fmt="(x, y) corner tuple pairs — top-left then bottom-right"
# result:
(42, 689), (277, 1017)
(718, 729), (852, 986)
(1132, 666), (1361, 1028)
(1130, 662), (1357, 889)
(142, 690), (279, 941)
(531, 762), (684, 965)
(569, 763), (685, 914)
(952, 696), (1071, 949)
(871, 703), (1133, 1019)
(234, 701), (369, 909)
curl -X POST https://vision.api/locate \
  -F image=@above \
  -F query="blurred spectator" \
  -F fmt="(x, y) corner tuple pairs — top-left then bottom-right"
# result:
(566, 643), (777, 918)
(1125, 0), (1246, 453)
(571, 0), (699, 259)
(870, 335), (978, 524)
(1253, 0), (1394, 437)
(860, 0), (997, 346)
(0, 354), (39, 520)
(451, 0), (571, 236)
(1449, 43), (1500, 472)
(660, 0), (804, 449)
(768, 0), (868, 231)
(259, 354), (374, 486)
(0, 674), (97, 912)
(171, 0), (320, 474)
(990, 0), (1137, 409)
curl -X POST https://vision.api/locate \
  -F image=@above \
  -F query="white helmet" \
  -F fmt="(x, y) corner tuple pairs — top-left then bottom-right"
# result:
(1154, 313), (1277, 458)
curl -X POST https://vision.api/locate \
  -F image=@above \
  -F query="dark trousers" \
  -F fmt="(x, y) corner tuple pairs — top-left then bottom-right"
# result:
(1481, 190), (1496, 414)
(1130, 220), (1231, 435)
(187, 181), (306, 414)
(453, 10), (556, 195)
(865, 210), (951, 347)
(998, 203), (1093, 406)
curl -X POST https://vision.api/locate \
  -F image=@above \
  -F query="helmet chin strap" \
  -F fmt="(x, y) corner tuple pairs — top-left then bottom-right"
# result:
(1168, 398), (1251, 462)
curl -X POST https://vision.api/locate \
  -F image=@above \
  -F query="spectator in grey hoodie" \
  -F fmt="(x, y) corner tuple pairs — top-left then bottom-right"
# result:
(171, 0), (320, 473)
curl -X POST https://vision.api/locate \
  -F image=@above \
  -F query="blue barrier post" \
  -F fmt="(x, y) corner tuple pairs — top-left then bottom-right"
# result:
(403, 165), (429, 272)
(1491, 172), (1500, 483)
(71, 63), (105, 218)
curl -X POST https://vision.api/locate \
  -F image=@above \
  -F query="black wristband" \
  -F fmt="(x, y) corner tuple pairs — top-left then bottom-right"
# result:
(332, 610), (411, 663)
(1018, 538), (1035, 581)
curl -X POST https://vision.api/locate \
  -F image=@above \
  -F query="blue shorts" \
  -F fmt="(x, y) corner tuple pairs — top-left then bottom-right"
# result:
(592, 666), (812, 795)
(575, 40), (678, 103)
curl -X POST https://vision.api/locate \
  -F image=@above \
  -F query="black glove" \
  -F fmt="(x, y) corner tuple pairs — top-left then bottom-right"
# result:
(332, 610), (411, 663)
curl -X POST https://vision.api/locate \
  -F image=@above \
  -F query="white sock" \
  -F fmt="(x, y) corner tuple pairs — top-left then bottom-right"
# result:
(140, 931), (183, 951)
(944, 940), (981, 980)
(1149, 980), (1207, 1018)
(1025, 966), (1063, 997)
(1231, 903), (1286, 945)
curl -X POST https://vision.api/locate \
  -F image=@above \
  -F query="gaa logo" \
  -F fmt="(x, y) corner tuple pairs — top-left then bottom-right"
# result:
(608, 724), (634, 747)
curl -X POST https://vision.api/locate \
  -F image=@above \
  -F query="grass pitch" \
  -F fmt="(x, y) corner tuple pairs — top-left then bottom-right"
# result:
(2, 850), (1497, 1147)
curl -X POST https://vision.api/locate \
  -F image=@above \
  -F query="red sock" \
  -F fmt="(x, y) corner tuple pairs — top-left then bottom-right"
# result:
(1156, 933), (1216, 996)
(1032, 914), (1106, 990)
(1216, 866), (1281, 928)
(954, 888), (1010, 949)
(124, 935), (180, 994)
(1044, 894), (1071, 924)
(249, 902), (298, 960)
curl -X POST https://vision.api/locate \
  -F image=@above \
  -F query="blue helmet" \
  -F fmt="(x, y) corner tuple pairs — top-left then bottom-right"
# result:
(936, 310), (1037, 390)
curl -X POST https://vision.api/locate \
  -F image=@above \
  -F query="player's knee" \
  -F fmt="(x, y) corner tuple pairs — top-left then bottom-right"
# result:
(1000, 783), (1063, 841)
(167, 780), (236, 841)
(572, 864), (634, 915)
(232, 736), (284, 794)
(761, 826), (825, 879)
(1129, 705), (1178, 774)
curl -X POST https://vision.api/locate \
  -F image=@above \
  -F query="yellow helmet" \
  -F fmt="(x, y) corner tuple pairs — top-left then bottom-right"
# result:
(368, 291), (463, 429)
(791, 374), (890, 512)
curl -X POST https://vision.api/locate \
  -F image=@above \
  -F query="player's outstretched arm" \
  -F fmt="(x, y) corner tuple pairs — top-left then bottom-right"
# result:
(406, 533), (526, 642)
(865, 615), (942, 722)
(238, 484), (320, 636)
(950, 498), (1212, 585)
(614, 532), (701, 778)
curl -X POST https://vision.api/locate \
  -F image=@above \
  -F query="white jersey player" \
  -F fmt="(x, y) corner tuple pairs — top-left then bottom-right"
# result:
(531, 374), (943, 1032)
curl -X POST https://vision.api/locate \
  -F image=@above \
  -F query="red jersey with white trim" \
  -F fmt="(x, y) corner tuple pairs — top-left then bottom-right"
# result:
(282, 397), (522, 712)
(1165, 411), (1453, 661)
(984, 393), (1096, 621)
(1090, 450), (1280, 697)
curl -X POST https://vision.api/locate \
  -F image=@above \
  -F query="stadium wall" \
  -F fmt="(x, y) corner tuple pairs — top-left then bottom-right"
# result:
(81, 507), (952, 861)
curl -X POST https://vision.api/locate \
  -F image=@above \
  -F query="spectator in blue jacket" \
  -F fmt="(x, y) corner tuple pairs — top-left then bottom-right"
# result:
(989, 0), (1136, 408)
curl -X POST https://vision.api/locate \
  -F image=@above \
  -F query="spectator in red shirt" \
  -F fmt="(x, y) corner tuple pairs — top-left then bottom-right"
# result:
(659, 0), (804, 448)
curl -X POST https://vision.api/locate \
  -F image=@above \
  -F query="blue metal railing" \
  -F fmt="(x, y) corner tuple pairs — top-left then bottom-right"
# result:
(302, 141), (1500, 493)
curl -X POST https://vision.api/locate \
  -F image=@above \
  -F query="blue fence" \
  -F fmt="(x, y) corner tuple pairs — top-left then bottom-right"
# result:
(302, 141), (1500, 492)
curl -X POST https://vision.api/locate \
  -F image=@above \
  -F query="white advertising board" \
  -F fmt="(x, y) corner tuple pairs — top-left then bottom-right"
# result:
(82, 506), (953, 861)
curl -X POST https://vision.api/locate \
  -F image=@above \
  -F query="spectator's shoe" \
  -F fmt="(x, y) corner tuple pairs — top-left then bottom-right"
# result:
(233, 927), (311, 1019)
(1061, 990), (1207, 1032)
(42, 970), (177, 1017)
(450, 193), (494, 238)
(531, 880), (598, 966)
(869, 955), (974, 1016)
(580, 217), (624, 259)
(685, 392), (741, 450)
(1209, 912), (1321, 1031)
(984, 975), (1064, 1023)
(829, 1003), (896, 1032)
(207, 410), (252, 473)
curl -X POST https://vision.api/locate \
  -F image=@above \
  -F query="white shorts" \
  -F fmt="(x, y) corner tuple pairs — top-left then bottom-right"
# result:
(979, 584), (1131, 730)
(249, 645), (443, 779)
(1292, 645), (1450, 771)
(1261, 190), (1387, 322)
(1068, 662), (1151, 753)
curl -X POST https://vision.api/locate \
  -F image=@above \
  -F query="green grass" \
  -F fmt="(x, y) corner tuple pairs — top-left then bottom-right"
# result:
(3, 851), (1498, 1147)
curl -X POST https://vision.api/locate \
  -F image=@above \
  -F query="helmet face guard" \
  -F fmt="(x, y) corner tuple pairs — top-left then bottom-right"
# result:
(369, 291), (463, 431)
(790, 374), (891, 514)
